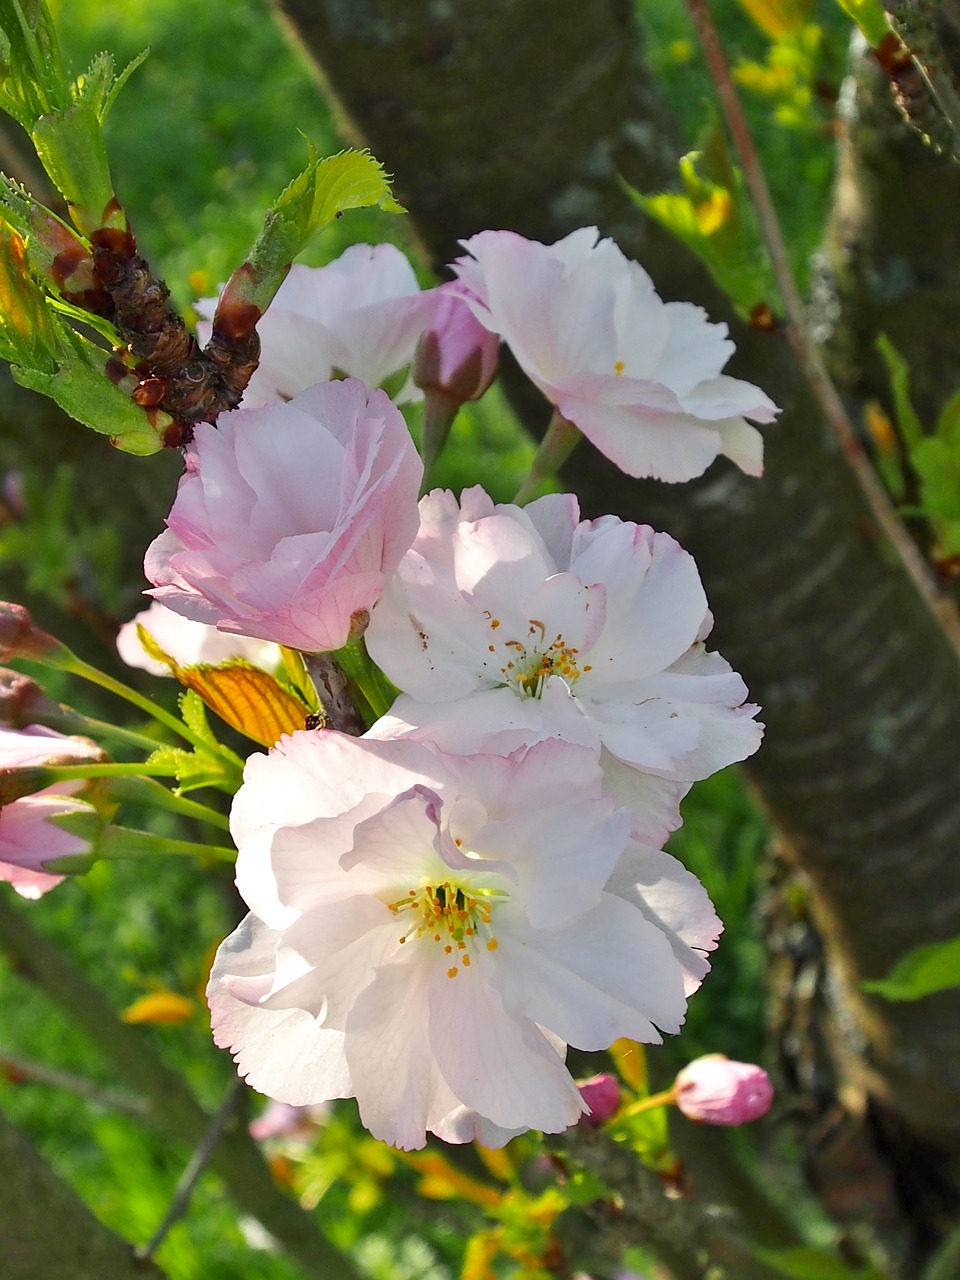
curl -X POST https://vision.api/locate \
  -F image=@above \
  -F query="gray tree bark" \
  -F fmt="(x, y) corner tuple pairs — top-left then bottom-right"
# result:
(270, 0), (960, 1251)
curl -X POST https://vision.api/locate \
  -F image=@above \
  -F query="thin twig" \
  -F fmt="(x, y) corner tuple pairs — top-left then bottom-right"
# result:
(684, 0), (960, 653)
(137, 1080), (243, 1262)
(0, 1050), (150, 1117)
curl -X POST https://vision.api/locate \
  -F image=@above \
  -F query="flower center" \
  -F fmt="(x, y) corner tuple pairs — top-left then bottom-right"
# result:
(484, 614), (592, 698)
(388, 880), (500, 979)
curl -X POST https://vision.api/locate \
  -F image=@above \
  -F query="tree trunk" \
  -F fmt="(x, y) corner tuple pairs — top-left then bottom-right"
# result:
(270, 0), (960, 1250)
(0, 1107), (166, 1279)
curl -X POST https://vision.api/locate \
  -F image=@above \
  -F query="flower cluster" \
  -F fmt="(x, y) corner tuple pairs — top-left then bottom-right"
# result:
(132, 229), (773, 1148)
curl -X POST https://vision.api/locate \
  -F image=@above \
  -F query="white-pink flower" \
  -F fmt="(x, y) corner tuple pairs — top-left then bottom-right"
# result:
(196, 244), (436, 407)
(0, 725), (101, 898)
(452, 228), (778, 482)
(117, 602), (283, 677)
(144, 379), (423, 653)
(208, 731), (720, 1150)
(365, 487), (761, 843)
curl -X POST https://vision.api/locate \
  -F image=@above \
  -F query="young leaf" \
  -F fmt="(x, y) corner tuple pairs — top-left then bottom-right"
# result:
(876, 333), (923, 449)
(214, 148), (403, 324)
(863, 935), (960, 1001)
(626, 127), (777, 318)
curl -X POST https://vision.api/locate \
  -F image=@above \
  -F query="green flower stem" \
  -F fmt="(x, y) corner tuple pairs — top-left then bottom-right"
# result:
(0, 893), (363, 1279)
(102, 775), (230, 833)
(61, 712), (165, 755)
(617, 1087), (678, 1120)
(57, 652), (236, 762)
(513, 409), (582, 506)
(41, 761), (179, 782)
(93, 825), (236, 863)
(420, 389), (459, 491)
(332, 635), (397, 722)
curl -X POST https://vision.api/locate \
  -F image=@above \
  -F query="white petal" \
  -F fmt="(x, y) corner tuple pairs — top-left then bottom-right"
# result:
(606, 843), (723, 996)
(490, 895), (687, 1047)
(345, 957), (446, 1150)
(428, 963), (584, 1133)
(208, 915), (352, 1105)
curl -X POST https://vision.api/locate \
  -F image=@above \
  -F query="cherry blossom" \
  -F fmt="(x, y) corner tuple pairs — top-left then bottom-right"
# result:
(196, 244), (436, 406)
(0, 724), (101, 898)
(117, 602), (283, 677)
(144, 379), (423, 653)
(208, 731), (720, 1149)
(365, 486), (761, 841)
(451, 227), (778, 482)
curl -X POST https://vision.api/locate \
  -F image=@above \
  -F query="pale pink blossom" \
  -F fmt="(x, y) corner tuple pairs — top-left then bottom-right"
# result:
(0, 725), (101, 898)
(674, 1054), (773, 1125)
(144, 379), (423, 653)
(413, 283), (499, 405)
(208, 731), (720, 1150)
(196, 245), (436, 407)
(452, 228), (778, 482)
(365, 487), (761, 843)
(117, 602), (283, 677)
(248, 1100), (325, 1142)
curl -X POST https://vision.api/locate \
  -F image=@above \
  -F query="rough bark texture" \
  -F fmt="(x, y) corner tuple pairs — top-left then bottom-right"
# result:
(0, 1107), (165, 1279)
(271, 0), (960, 1246)
(816, 36), (960, 426)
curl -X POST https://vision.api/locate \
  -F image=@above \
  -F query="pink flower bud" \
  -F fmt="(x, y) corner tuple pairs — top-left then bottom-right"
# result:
(248, 1100), (320, 1142)
(0, 725), (103, 898)
(674, 1054), (773, 1126)
(0, 603), (62, 664)
(0, 670), (53, 728)
(577, 1073), (621, 1125)
(414, 284), (499, 405)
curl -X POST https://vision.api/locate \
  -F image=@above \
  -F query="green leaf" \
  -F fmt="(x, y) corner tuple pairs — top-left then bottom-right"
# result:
(11, 332), (170, 455)
(835, 0), (891, 48)
(217, 148), (403, 321)
(754, 1246), (885, 1279)
(0, 0), (68, 128)
(31, 101), (116, 235)
(145, 744), (229, 795)
(876, 333), (924, 450)
(178, 688), (221, 749)
(563, 1169), (607, 1207)
(863, 936), (960, 1001)
(626, 121), (778, 317)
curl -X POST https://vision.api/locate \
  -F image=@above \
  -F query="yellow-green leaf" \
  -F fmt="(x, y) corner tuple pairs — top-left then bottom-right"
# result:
(177, 661), (310, 746)
(735, 0), (813, 38)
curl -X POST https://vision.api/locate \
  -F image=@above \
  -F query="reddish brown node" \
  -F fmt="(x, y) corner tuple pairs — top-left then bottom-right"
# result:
(749, 302), (778, 332)
(89, 225), (136, 259)
(133, 377), (167, 407)
(214, 301), (262, 343)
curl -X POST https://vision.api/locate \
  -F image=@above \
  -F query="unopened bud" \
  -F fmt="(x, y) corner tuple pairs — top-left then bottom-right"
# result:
(0, 603), (70, 665)
(674, 1054), (773, 1126)
(577, 1072), (621, 1125)
(414, 284), (499, 405)
(0, 669), (55, 727)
